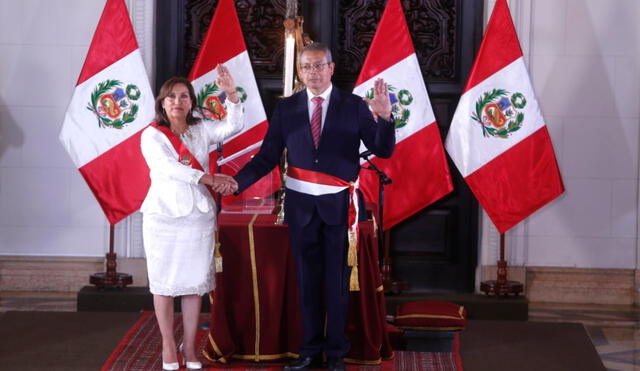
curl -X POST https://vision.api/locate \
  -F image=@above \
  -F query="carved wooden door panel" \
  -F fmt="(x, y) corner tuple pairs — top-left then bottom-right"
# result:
(156, 0), (483, 292)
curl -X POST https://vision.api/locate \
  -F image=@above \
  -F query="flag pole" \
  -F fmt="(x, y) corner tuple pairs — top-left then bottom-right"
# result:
(89, 224), (132, 289)
(480, 232), (523, 296)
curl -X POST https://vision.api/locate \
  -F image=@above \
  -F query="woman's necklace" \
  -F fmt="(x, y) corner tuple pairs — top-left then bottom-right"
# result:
(170, 123), (188, 137)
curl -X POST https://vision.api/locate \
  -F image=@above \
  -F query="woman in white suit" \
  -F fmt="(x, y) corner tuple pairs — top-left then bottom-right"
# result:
(140, 67), (242, 370)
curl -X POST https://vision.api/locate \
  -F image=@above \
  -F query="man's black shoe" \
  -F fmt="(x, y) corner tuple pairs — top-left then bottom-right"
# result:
(327, 357), (346, 371)
(284, 356), (322, 370)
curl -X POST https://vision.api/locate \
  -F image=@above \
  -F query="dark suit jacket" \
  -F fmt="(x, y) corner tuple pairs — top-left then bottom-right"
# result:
(235, 87), (395, 226)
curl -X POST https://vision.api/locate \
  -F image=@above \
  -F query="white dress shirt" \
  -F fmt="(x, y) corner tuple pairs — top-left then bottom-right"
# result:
(306, 84), (332, 133)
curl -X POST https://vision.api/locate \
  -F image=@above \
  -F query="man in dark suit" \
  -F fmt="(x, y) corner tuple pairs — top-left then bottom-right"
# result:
(234, 43), (395, 371)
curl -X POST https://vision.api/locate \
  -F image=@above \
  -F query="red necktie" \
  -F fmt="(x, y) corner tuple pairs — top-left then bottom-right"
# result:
(310, 96), (324, 148)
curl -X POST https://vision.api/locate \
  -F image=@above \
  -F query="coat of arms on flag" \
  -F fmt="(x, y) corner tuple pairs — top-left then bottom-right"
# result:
(196, 83), (248, 121)
(364, 85), (413, 128)
(188, 0), (279, 210)
(445, 0), (564, 233)
(354, 0), (452, 230)
(87, 79), (142, 129)
(472, 89), (527, 138)
(59, 0), (155, 224)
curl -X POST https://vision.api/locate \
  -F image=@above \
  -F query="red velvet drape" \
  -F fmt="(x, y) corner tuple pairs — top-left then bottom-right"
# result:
(203, 214), (392, 365)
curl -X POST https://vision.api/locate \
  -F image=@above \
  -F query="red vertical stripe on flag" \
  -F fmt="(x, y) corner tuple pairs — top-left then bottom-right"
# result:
(77, 0), (138, 85)
(465, 127), (564, 233)
(463, 0), (522, 93)
(78, 129), (150, 224)
(355, 0), (452, 229)
(355, 0), (414, 86)
(188, 0), (246, 81)
(360, 123), (452, 230)
(189, 0), (279, 209)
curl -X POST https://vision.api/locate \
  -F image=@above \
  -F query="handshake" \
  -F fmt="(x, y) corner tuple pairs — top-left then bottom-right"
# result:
(200, 173), (238, 196)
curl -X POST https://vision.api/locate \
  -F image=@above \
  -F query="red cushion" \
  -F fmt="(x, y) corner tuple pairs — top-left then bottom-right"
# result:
(394, 301), (467, 331)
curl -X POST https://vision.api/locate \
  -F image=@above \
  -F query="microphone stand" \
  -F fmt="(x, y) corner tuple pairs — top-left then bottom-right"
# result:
(361, 153), (406, 294)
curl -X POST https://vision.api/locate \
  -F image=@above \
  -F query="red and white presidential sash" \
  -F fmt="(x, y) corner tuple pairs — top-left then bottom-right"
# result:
(151, 122), (216, 199)
(286, 166), (361, 291)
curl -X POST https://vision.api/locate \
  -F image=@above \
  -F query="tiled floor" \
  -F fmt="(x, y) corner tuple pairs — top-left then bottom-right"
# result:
(529, 302), (640, 371)
(1, 291), (637, 370)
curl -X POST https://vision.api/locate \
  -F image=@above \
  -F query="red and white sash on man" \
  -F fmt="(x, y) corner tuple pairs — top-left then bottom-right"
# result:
(286, 166), (361, 291)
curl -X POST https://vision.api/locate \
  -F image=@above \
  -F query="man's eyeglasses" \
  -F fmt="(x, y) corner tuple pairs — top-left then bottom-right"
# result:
(300, 63), (329, 73)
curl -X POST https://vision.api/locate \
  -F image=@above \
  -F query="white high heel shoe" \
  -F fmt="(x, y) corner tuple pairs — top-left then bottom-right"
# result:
(179, 342), (202, 370)
(162, 361), (179, 371)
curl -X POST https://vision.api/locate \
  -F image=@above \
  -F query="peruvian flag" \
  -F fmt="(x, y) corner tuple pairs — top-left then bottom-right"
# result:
(445, 0), (564, 233)
(59, 0), (154, 225)
(354, 0), (453, 230)
(188, 0), (279, 209)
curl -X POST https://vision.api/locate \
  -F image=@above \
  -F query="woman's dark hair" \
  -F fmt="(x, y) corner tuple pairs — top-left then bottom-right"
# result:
(154, 76), (199, 126)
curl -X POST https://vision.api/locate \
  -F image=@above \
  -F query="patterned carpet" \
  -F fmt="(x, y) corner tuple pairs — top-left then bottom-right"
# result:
(102, 312), (463, 371)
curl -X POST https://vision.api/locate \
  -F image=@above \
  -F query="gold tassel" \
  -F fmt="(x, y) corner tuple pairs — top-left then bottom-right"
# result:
(214, 231), (223, 273)
(349, 265), (360, 291)
(347, 230), (359, 291)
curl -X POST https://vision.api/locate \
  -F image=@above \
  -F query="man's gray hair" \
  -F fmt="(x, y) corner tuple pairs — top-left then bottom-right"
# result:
(298, 42), (333, 64)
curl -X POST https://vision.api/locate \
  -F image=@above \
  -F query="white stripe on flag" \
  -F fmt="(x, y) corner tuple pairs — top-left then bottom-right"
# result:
(59, 49), (155, 168)
(354, 54), (436, 142)
(446, 57), (546, 177)
(191, 50), (266, 145)
(354, 53), (437, 157)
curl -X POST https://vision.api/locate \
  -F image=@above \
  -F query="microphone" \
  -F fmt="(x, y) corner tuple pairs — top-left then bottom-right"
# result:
(359, 150), (373, 158)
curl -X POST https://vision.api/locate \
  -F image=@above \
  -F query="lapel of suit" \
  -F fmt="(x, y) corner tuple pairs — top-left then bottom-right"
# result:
(293, 90), (315, 149)
(318, 87), (341, 150)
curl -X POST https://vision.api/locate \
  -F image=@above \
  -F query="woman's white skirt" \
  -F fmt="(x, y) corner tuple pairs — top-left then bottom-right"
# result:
(142, 210), (216, 297)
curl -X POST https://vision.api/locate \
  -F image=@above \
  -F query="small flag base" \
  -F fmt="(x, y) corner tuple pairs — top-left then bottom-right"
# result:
(90, 271), (133, 289)
(90, 230), (133, 289)
(480, 234), (524, 297)
(480, 280), (523, 296)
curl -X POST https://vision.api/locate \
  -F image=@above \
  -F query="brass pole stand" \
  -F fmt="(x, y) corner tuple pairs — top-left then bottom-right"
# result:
(90, 224), (132, 289)
(480, 233), (523, 296)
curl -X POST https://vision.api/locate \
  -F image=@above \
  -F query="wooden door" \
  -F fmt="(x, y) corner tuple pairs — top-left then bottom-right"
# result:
(156, 0), (483, 293)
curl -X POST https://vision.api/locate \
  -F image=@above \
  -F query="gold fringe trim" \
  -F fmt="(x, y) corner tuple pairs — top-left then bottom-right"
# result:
(349, 265), (359, 291)
(396, 305), (465, 320)
(347, 229), (359, 291)
(205, 333), (227, 363)
(248, 214), (261, 361)
(231, 352), (298, 361)
(201, 349), (215, 363)
(344, 357), (382, 365)
(397, 325), (465, 331)
(214, 230), (223, 273)
(395, 313), (464, 320)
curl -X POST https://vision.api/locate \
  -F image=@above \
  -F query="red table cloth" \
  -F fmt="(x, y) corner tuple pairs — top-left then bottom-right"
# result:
(203, 213), (393, 365)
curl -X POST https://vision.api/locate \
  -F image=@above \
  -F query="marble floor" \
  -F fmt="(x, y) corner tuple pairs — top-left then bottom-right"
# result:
(1, 291), (637, 370)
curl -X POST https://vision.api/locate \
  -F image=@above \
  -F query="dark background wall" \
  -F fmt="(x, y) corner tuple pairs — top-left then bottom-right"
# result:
(155, 0), (483, 293)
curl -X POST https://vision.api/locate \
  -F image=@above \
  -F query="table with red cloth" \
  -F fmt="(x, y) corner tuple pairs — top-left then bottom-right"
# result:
(203, 213), (393, 365)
